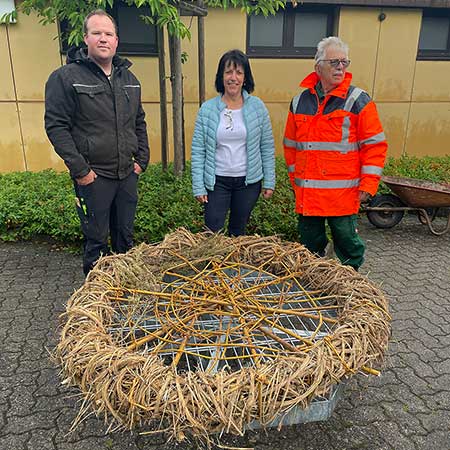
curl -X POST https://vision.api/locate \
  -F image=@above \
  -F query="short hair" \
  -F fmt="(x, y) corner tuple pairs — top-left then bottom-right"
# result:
(315, 36), (349, 62)
(83, 9), (118, 36)
(214, 49), (255, 94)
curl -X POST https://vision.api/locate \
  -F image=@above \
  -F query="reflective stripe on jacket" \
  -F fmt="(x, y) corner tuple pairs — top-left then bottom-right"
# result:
(283, 71), (387, 216)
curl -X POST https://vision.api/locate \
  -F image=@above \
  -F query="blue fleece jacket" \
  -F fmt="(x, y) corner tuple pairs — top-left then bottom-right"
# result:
(191, 91), (276, 197)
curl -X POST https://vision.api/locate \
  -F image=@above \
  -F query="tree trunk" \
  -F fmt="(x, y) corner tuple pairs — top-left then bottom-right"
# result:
(197, 0), (206, 106)
(157, 26), (168, 171)
(169, 33), (184, 176)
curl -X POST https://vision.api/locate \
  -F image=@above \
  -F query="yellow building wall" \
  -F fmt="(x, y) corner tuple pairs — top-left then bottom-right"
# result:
(0, 103), (26, 172)
(340, 7), (430, 157)
(19, 103), (66, 171)
(413, 61), (450, 102)
(372, 9), (422, 103)
(376, 103), (410, 159)
(339, 7), (380, 96)
(0, 6), (449, 174)
(202, 9), (247, 101)
(0, 26), (15, 100)
(406, 103), (450, 156)
(128, 56), (161, 103)
(143, 103), (166, 164)
(7, 12), (61, 101)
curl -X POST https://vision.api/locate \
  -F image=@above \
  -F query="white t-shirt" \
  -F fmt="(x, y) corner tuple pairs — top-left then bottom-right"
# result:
(215, 108), (247, 177)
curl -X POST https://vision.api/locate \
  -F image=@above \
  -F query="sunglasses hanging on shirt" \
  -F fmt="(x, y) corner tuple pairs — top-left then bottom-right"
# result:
(224, 109), (233, 131)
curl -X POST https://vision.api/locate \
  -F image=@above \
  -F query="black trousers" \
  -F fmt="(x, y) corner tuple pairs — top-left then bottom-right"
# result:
(73, 173), (138, 275)
(204, 175), (261, 236)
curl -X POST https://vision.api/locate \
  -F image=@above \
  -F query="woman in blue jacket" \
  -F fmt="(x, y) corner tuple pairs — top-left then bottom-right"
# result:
(191, 49), (276, 236)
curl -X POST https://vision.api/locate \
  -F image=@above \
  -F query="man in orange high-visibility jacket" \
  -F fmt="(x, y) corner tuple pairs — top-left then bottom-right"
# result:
(284, 36), (387, 270)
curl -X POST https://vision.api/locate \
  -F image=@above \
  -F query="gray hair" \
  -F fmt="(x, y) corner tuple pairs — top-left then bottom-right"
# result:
(315, 36), (349, 63)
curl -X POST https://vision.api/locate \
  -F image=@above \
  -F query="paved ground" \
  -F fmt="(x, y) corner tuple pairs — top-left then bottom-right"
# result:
(1, 214), (449, 450)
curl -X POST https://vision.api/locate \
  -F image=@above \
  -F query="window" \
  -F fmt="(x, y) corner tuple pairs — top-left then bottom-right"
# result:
(60, 1), (158, 56)
(417, 9), (450, 60)
(0, 0), (16, 23)
(246, 5), (336, 58)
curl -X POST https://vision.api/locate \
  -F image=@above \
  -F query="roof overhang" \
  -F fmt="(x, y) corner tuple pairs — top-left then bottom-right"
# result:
(291, 0), (450, 8)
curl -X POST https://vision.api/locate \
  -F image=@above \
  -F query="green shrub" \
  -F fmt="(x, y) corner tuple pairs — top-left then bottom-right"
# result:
(135, 159), (298, 242)
(0, 170), (81, 243)
(134, 163), (204, 243)
(247, 159), (297, 240)
(0, 155), (449, 245)
(381, 155), (450, 193)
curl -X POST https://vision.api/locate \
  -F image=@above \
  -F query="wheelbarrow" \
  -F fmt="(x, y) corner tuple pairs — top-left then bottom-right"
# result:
(362, 175), (450, 236)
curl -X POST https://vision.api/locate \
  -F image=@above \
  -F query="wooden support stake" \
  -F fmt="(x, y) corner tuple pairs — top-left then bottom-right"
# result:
(157, 26), (168, 170)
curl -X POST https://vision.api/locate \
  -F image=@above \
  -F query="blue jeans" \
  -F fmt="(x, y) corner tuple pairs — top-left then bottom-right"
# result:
(204, 175), (262, 236)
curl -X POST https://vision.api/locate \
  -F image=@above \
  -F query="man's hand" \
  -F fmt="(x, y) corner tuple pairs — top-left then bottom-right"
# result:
(262, 189), (274, 199)
(359, 190), (371, 203)
(195, 195), (208, 204)
(76, 170), (97, 186)
(134, 162), (143, 175)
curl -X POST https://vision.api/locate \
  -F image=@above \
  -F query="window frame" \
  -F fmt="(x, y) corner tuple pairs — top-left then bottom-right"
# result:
(417, 8), (450, 60)
(246, 4), (337, 59)
(59, 1), (158, 57)
(0, 0), (16, 23)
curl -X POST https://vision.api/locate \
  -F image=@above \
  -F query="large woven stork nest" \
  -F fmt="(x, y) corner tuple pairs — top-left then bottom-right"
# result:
(56, 228), (391, 442)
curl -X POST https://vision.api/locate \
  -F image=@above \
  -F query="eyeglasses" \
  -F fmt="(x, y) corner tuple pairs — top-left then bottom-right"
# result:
(320, 59), (351, 68)
(224, 109), (233, 131)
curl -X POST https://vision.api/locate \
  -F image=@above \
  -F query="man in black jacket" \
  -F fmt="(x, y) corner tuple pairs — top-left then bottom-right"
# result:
(45, 9), (150, 275)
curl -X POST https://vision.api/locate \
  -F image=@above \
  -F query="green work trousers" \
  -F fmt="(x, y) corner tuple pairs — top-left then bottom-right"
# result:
(297, 214), (365, 270)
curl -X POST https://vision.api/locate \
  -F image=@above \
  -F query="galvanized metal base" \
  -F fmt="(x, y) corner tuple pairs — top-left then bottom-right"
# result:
(245, 383), (345, 430)
(111, 266), (345, 429)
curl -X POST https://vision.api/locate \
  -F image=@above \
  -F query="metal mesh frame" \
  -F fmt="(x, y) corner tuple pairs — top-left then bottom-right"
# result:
(109, 266), (338, 374)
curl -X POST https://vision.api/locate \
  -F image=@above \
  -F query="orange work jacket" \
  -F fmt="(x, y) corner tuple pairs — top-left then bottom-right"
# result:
(284, 72), (387, 216)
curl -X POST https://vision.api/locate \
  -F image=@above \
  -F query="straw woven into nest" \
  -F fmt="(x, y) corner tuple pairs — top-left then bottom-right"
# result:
(56, 228), (391, 442)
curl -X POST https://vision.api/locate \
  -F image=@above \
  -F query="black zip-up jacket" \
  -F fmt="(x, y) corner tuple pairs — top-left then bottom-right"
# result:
(45, 47), (150, 180)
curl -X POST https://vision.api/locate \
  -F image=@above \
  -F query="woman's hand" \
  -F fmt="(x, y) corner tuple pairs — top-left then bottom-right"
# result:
(262, 189), (274, 199)
(196, 195), (208, 204)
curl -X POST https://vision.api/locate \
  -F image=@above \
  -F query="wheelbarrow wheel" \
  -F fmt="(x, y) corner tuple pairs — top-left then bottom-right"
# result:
(367, 194), (405, 229)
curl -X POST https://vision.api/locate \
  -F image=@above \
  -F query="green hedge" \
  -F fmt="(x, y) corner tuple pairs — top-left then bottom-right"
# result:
(0, 155), (449, 245)
(0, 170), (81, 243)
(0, 159), (296, 244)
(381, 155), (450, 189)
